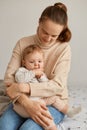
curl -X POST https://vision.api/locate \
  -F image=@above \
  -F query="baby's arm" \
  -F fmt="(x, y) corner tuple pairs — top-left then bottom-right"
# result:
(15, 67), (36, 83)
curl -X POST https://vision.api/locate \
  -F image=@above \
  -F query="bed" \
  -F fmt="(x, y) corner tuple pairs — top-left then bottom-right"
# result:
(0, 80), (87, 130)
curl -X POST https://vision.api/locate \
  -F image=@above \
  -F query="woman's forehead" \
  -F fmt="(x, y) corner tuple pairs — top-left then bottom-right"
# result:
(39, 19), (64, 35)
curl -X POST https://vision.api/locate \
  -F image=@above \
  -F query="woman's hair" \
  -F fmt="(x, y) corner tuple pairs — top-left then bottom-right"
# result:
(22, 44), (43, 61)
(39, 2), (71, 43)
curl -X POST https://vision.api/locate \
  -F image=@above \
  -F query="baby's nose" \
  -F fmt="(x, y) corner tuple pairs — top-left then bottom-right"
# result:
(34, 62), (39, 68)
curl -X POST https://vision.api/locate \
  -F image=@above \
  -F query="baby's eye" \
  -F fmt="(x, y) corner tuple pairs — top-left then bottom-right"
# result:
(39, 60), (42, 63)
(29, 61), (34, 63)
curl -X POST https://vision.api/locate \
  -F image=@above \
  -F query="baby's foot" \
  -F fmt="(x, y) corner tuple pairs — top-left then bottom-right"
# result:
(67, 106), (82, 117)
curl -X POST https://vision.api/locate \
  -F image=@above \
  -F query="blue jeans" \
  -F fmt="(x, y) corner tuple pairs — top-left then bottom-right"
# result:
(0, 103), (65, 130)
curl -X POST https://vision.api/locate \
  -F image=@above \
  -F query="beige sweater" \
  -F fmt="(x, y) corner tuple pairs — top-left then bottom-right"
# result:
(4, 34), (71, 105)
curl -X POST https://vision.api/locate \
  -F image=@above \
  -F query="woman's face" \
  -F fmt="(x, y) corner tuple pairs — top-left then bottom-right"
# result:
(38, 19), (64, 45)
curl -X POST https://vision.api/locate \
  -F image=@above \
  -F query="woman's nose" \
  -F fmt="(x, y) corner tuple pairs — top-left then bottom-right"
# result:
(45, 35), (51, 42)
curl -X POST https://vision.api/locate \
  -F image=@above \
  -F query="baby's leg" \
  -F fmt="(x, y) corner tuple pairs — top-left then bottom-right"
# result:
(42, 96), (68, 114)
(51, 97), (81, 118)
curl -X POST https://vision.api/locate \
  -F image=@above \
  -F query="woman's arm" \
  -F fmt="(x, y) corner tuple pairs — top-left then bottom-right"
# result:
(6, 82), (30, 99)
(4, 40), (22, 85)
(6, 85), (53, 127)
(6, 83), (53, 127)
(15, 93), (53, 128)
(5, 41), (71, 99)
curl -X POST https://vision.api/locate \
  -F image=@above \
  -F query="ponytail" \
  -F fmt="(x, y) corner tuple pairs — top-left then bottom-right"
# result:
(58, 27), (72, 43)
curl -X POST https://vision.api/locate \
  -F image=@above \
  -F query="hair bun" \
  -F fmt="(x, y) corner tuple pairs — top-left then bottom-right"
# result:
(54, 2), (67, 12)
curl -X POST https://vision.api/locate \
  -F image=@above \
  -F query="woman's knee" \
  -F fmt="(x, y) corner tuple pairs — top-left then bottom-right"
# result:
(47, 106), (65, 124)
(0, 104), (24, 130)
(0, 115), (17, 130)
(19, 118), (43, 130)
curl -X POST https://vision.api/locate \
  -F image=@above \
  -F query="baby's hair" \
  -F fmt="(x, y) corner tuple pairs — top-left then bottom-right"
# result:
(22, 44), (43, 61)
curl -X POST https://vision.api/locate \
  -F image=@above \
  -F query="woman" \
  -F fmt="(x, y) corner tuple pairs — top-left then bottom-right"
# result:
(0, 2), (72, 130)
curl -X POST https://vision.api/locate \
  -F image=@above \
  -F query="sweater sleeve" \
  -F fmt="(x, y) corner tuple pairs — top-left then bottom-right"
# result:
(4, 35), (36, 85)
(29, 45), (71, 98)
(4, 40), (22, 84)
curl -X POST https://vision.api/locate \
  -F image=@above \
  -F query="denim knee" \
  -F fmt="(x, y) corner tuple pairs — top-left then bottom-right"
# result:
(19, 106), (64, 130)
(47, 106), (65, 125)
(0, 104), (24, 130)
(19, 118), (44, 130)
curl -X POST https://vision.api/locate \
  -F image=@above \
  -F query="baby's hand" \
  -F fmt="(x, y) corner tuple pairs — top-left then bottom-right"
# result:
(33, 69), (44, 78)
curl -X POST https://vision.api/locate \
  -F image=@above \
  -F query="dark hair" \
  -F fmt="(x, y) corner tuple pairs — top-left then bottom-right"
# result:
(39, 2), (71, 43)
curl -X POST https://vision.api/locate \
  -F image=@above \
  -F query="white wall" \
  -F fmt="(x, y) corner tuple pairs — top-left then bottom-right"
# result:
(0, 0), (87, 86)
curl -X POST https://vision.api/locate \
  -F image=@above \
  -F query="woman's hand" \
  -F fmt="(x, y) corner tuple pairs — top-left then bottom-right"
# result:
(22, 96), (53, 128)
(6, 83), (30, 99)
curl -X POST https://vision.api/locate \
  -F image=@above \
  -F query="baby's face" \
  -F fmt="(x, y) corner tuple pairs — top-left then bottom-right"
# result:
(23, 51), (44, 70)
